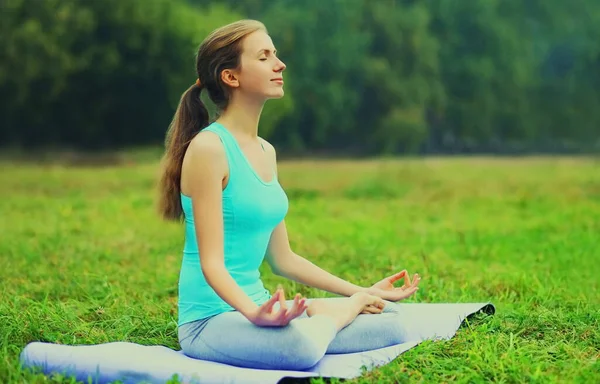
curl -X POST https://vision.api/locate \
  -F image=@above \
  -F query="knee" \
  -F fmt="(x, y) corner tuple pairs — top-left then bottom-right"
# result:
(282, 328), (328, 370)
(292, 338), (327, 370)
(387, 315), (414, 344)
(178, 324), (205, 359)
(178, 335), (199, 359)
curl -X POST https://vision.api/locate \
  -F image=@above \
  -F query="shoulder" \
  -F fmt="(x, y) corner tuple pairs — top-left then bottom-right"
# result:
(185, 128), (227, 171)
(188, 129), (224, 157)
(258, 137), (277, 160)
(181, 128), (228, 195)
(259, 137), (280, 176)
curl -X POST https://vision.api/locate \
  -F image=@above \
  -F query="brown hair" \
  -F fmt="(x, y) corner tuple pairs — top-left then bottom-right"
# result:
(158, 19), (267, 221)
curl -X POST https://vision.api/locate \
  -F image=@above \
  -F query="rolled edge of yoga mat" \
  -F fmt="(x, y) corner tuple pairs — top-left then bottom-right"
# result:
(19, 341), (319, 384)
(18, 302), (496, 384)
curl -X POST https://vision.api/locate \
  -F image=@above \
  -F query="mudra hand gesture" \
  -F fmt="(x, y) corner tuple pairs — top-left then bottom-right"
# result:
(248, 287), (308, 327)
(367, 270), (421, 302)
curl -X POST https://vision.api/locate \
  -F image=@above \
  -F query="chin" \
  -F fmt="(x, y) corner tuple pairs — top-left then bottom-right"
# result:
(266, 90), (285, 100)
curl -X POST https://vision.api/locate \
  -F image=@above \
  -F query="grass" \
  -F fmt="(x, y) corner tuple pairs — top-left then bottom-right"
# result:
(0, 155), (599, 383)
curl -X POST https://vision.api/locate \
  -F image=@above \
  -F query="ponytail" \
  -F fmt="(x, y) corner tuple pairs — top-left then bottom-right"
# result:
(157, 19), (267, 221)
(158, 82), (209, 221)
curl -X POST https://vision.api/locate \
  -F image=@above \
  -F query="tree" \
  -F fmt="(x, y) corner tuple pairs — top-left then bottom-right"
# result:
(0, 0), (244, 149)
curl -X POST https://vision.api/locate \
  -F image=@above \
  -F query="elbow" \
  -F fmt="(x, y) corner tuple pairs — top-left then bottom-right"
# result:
(267, 260), (283, 276)
(267, 260), (287, 277)
(201, 259), (226, 283)
(271, 266), (285, 277)
(270, 253), (298, 277)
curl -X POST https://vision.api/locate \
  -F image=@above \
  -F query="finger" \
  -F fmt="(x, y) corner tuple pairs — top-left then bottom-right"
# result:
(369, 299), (385, 310)
(283, 307), (301, 325)
(301, 297), (309, 310)
(407, 275), (419, 289)
(388, 270), (407, 284)
(274, 304), (289, 324)
(368, 295), (385, 307)
(286, 296), (306, 321)
(297, 298), (308, 315)
(371, 304), (384, 313)
(284, 302), (304, 323)
(362, 305), (383, 314)
(360, 305), (376, 314)
(260, 290), (280, 313)
(413, 276), (421, 288)
(403, 272), (412, 288)
(280, 294), (300, 320)
(288, 294), (301, 314)
(278, 288), (288, 311)
(403, 287), (419, 299)
(391, 286), (418, 301)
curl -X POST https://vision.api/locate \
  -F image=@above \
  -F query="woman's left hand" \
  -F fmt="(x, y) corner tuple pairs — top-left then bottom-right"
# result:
(367, 270), (421, 302)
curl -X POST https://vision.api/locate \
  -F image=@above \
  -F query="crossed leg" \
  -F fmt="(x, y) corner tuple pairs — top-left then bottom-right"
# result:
(178, 298), (412, 370)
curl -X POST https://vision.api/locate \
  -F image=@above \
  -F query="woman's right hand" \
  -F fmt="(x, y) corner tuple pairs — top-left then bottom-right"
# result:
(353, 292), (386, 315)
(247, 288), (308, 327)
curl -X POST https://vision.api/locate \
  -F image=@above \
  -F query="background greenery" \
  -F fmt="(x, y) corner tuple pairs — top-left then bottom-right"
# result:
(1, 0), (599, 154)
(1, 1), (599, 383)
(1, 156), (599, 383)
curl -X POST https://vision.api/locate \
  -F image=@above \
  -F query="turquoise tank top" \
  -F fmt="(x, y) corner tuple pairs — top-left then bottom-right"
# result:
(177, 122), (289, 326)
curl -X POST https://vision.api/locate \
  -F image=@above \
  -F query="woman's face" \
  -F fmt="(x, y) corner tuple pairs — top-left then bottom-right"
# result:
(234, 30), (287, 100)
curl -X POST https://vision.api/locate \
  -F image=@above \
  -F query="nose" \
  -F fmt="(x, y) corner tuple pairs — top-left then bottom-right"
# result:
(275, 58), (286, 72)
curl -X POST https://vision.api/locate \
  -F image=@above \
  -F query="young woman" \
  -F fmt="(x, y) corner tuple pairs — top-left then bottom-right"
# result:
(158, 19), (421, 371)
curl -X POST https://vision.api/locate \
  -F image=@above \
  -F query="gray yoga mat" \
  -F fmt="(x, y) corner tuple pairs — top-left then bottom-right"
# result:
(20, 302), (495, 384)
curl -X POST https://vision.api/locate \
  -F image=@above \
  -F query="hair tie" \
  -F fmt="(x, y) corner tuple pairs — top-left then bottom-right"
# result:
(195, 78), (202, 87)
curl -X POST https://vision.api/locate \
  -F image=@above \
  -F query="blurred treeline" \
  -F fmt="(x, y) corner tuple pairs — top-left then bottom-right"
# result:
(1, 0), (599, 155)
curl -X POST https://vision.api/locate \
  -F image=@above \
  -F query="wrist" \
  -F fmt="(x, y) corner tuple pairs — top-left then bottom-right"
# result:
(365, 286), (385, 299)
(359, 286), (375, 296)
(244, 306), (259, 319)
(239, 302), (260, 321)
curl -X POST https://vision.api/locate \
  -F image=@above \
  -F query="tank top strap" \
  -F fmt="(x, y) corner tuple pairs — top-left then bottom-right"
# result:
(201, 122), (244, 168)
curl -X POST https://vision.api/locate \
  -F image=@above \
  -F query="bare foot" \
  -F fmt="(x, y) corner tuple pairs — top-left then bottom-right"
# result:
(306, 292), (384, 331)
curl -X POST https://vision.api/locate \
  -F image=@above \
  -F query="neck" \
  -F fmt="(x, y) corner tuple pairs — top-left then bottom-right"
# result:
(217, 93), (265, 139)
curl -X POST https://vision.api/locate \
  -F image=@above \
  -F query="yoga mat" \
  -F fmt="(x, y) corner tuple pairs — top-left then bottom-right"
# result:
(20, 302), (495, 384)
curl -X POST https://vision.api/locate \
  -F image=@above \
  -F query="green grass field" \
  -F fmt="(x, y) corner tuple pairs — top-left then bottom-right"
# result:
(1, 156), (599, 383)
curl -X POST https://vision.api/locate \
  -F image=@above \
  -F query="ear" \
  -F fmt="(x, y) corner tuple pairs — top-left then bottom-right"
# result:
(220, 69), (240, 88)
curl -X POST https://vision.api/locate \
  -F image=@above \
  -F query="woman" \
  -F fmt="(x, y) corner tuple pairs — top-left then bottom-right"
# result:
(157, 19), (421, 370)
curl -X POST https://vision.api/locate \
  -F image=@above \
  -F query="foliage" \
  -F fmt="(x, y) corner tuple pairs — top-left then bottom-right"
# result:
(1, 0), (599, 153)
(0, 0), (242, 149)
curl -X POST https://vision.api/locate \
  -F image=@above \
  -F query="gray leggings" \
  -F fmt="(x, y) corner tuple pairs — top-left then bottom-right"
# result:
(178, 298), (412, 371)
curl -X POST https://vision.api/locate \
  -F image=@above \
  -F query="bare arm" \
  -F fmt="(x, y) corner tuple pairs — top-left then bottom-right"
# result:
(182, 131), (258, 319)
(266, 220), (368, 296)
(259, 138), (367, 296)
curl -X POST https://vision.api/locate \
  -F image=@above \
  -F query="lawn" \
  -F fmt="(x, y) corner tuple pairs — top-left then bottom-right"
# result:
(0, 155), (598, 383)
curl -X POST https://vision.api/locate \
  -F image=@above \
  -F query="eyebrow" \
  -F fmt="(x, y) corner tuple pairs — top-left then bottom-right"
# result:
(257, 48), (277, 55)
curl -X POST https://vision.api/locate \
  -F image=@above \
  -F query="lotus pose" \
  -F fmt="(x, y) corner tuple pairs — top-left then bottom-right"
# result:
(157, 19), (421, 370)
